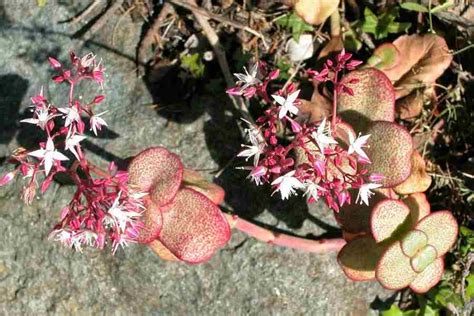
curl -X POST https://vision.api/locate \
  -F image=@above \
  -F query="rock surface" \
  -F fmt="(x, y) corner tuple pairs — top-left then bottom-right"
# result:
(0, 1), (392, 314)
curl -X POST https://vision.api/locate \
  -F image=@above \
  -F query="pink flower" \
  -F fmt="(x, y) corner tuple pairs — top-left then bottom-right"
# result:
(21, 106), (59, 130)
(348, 132), (371, 162)
(356, 182), (382, 206)
(271, 170), (304, 200)
(58, 106), (80, 127)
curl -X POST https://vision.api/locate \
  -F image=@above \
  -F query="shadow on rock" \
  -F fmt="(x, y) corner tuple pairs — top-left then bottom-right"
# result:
(0, 74), (29, 148)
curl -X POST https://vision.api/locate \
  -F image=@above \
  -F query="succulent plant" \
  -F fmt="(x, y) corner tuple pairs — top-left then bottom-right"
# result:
(128, 147), (231, 264)
(338, 195), (457, 293)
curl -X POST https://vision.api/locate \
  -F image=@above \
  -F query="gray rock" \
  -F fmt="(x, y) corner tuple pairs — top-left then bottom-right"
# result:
(0, 1), (393, 314)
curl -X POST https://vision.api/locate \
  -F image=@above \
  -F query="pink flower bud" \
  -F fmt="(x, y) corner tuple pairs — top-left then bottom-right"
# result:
(41, 175), (54, 193)
(93, 95), (105, 104)
(0, 170), (16, 186)
(48, 57), (62, 69)
(53, 75), (64, 83)
(268, 69), (280, 80)
(226, 87), (241, 95)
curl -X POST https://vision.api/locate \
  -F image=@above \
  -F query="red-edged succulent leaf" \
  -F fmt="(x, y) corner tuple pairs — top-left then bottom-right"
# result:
(415, 211), (458, 256)
(182, 169), (225, 205)
(403, 193), (431, 225)
(409, 257), (445, 294)
(376, 241), (418, 290)
(371, 199), (411, 243)
(367, 43), (400, 71)
(128, 147), (184, 206)
(337, 236), (384, 281)
(394, 150), (432, 195)
(135, 198), (163, 244)
(335, 189), (389, 234)
(158, 188), (231, 264)
(338, 68), (395, 132)
(365, 121), (413, 187)
(401, 229), (428, 258)
(410, 245), (438, 273)
(148, 240), (179, 261)
(382, 34), (453, 99)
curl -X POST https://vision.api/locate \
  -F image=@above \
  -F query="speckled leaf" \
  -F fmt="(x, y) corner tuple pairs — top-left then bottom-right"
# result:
(135, 198), (163, 244)
(128, 147), (184, 206)
(365, 121), (413, 187)
(338, 68), (395, 132)
(410, 245), (437, 272)
(403, 193), (431, 226)
(376, 242), (418, 290)
(335, 189), (388, 234)
(338, 236), (384, 281)
(158, 188), (231, 264)
(371, 199), (411, 242)
(409, 258), (444, 293)
(394, 150), (432, 195)
(401, 230), (428, 257)
(182, 169), (225, 205)
(415, 211), (458, 256)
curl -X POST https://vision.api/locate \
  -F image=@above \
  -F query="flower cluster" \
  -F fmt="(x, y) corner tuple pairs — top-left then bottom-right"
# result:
(229, 50), (383, 212)
(0, 52), (145, 253)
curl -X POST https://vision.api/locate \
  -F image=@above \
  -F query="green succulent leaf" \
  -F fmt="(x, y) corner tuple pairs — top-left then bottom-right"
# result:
(361, 7), (411, 40)
(401, 230), (428, 257)
(400, 2), (429, 13)
(410, 245), (437, 273)
(466, 274), (474, 300)
(181, 53), (205, 78)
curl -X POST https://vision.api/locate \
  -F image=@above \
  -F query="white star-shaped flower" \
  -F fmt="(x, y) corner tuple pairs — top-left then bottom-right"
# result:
(356, 182), (382, 206)
(247, 166), (267, 186)
(304, 181), (325, 201)
(272, 90), (300, 119)
(348, 132), (371, 161)
(65, 132), (87, 160)
(241, 118), (264, 145)
(21, 107), (59, 130)
(28, 137), (69, 176)
(312, 118), (337, 152)
(271, 170), (304, 200)
(234, 64), (260, 90)
(107, 193), (142, 233)
(58, 106), (80, 127)
(90, 111), (108, 136)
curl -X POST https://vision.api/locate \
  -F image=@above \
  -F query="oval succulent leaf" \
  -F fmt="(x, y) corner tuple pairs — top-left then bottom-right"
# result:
(394, 150), (432, 195)
(376, 242), (418, 290)
(371, 199), (411, 242)
(158, 188), (231, 264)
(135, 198), (163, 244)
(182, 169), (225, 205)
(415, 211), (458, 256)
(338, 68), (395, 132)
(410, 245), (438, 273)
(409, 258), (445, 294)
(403, 192), (431, 226)
(401, 230), (428, 257)
(148, 240), (178, 261)
(128, 147), (184, 206)
(337, 235), (384, 281)
(364, 121), (413, 187)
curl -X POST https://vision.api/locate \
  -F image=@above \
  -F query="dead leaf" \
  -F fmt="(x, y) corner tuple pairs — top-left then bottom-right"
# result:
(297, 81), (331, 123)
(397, 91), (424, 120)
(381, 34), (452, 99)
(292, 0), (340, 25)
(318, 36), (344, 59)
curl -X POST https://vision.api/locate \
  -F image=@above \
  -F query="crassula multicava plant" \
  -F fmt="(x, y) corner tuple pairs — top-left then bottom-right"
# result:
(0, 47), (458, 293)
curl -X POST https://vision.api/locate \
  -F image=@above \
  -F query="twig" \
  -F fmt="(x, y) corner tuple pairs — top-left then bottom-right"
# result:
(137, 3), (175, 66)
(80, 0), (125, 42)
(168, 0), (268, 49)
(183, 0), (253, 124)
(63, 0), (103, 26)
(225, 214), (346, 253)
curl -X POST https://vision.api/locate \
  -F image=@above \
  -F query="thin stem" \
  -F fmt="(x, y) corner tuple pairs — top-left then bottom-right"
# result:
(428, 0), (434, 33)
(225, 214), (346, 253)
(331, 71), (339, 130)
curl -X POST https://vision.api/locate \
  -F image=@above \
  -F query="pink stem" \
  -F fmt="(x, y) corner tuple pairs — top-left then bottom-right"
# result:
(225, 214), (346, 253)
(331, 71), (339, 130)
